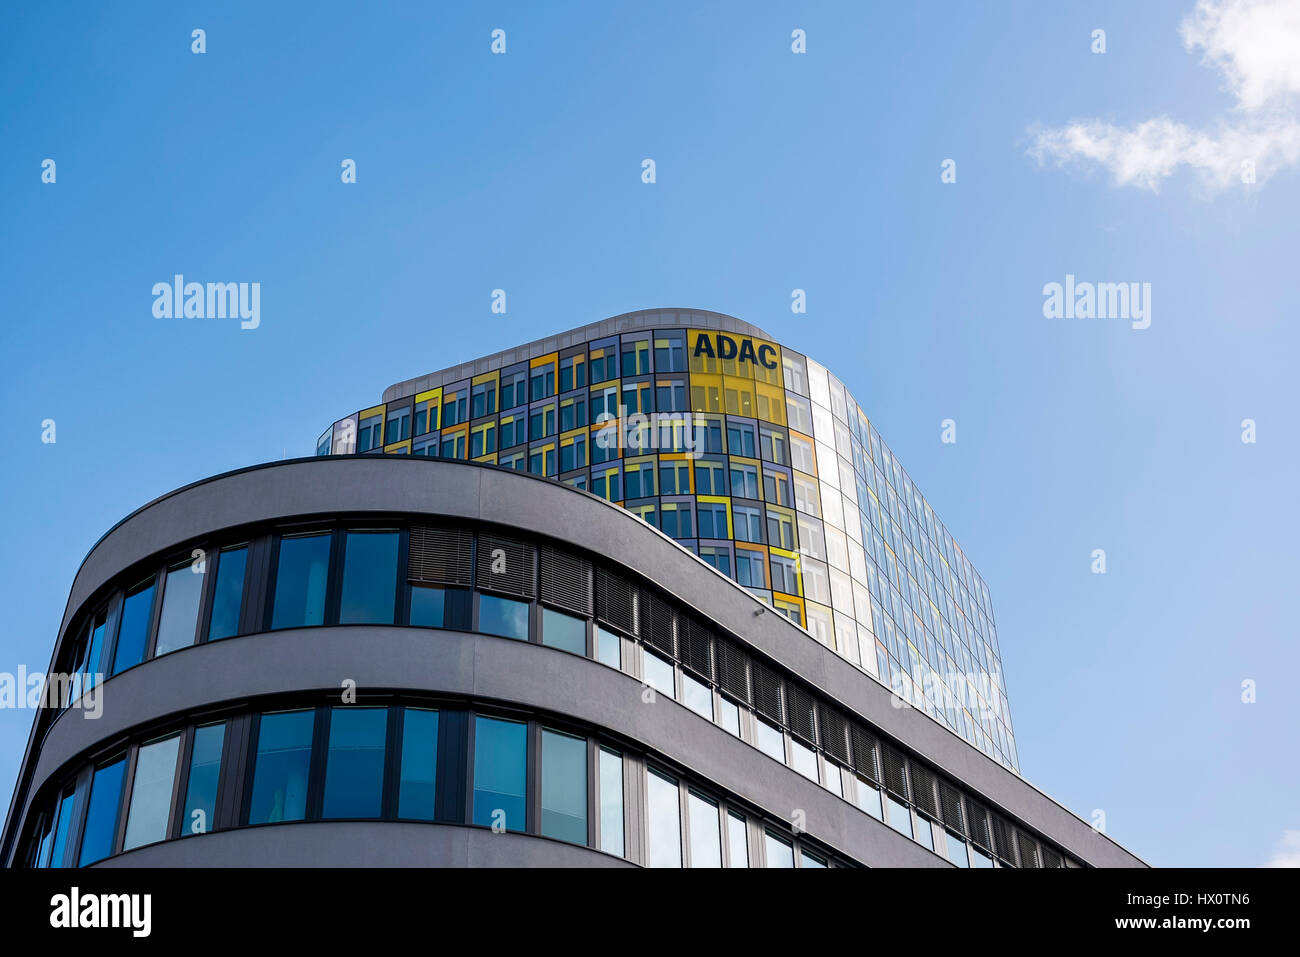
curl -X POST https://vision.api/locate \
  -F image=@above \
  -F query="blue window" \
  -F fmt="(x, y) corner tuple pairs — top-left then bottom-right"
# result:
(541, 607), (586, 655)
(248, 710), (315, 825)
(182, 723), (225, 836)
(398, 708), (439, 820)
(339, 530), (399, 624)
(207, 546), (247, 640)
(111, 580), (156, 675)
(78, 757), (127, 865)
(479, 594), (529, 640)
(46, 790), (76, 868)
(473, 716), (527, 832)
(123, 734), (181, 851)
(322, 708), (387, 819)
(409, 585), (445, 627)
(154, 563), (204, 656)
(271, 534), (331, 630)
(541, 729), (587, 845)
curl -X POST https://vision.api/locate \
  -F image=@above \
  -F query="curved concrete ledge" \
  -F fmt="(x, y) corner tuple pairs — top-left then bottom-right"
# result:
(95, 821), (633, 868)
(33, 626), (944, 869)
(12, 456), (1144, 868)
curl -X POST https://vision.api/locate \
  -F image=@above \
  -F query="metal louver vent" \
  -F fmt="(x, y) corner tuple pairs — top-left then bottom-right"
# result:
(539, 546), (592, 615)
(881, 745), (910, 800)
(644, 593), (675, 655)
(1017, 831), (1041, 869)
(1040, 845), (1063, 869)
(938, 780), (966, 835)
(408, 526), (472, 586)
(785, 683), (817, 746)
(819, 706), (849, 764)
(910, 765), (938, 819)
(595, 566), (637, 636)
(715, 640), (750, 704)
(751, 660), (784, 724)
(679, 616), (713, 680)
(476, 534), (536, 598)
(850, 725), (879, 781)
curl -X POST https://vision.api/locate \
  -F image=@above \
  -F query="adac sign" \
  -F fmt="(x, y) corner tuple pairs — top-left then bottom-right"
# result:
(690, 331), (779, 370)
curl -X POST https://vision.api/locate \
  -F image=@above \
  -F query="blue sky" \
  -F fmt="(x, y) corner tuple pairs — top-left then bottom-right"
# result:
(1, 1), (1296, 867)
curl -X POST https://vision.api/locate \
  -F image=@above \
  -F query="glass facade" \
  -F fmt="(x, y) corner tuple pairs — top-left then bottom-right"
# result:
(318, 314), (1016, 769)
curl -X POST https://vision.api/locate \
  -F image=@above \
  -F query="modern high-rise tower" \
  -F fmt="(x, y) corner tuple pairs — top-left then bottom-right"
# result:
(3, 310), (1144, 868)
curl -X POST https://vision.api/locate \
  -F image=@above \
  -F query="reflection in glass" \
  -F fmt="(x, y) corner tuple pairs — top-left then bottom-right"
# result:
(599, 748), (624, 856)
(541, 608), (586, 655)
(541, 729), (587, 844)
(646, 769), (681, 868)
(473, 716), (527, 831)
(182, 723), (225, 835)
(687, 791), (721, 867)
(79, 757), (126, 865)
(322, 708), (387, 818)
(207, 546), (247, 640)
(123, 734), (181, 850)
(399, 708), (439, 820)
(479, 594), (529, 640)
(271, 535), (331, 630)
(249, 710), (314, 824)
(339, 531), (399, 624)
(155, 565), (204, 656)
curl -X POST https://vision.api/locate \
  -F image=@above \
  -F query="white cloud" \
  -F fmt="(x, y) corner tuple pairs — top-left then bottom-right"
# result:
(1266, 829), (1300, 867)
(1028, 0), (1300, 192)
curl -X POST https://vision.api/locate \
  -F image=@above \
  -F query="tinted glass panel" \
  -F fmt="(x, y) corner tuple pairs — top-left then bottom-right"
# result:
(409, 585), (445, 627)
(472, 716), (527, 831)
(791, 739), (818, 781)
(599, 748), (624, 856)
(855, 780), (883, 820)
(248, 710), (315, 824)
(717, 697), (740, 736)
(207, 546), (247, 640)
(646, 768), (681, 867)
(48, 791), (75, 868)
(596, 626), (621, 667)
(79, 757), (126, 865)
(83, 614), (107, 693)
(915, 814), (934, 851)
(541, 729), (587, 844)
(946, 830), (970, 867)
(479, 595), (529, 640)
(123, 734), (181, 850)
(323, 708), (387, 818)
(886, 794), (912, 838)
(111, 582), (156, 675)
(339, 531), (399, 624)
(541, 608), (585, 655)
(687, 791), (722, 867)
(801, 850), (827, 868)
(182, 723), (225, 835)
(764, 831), (794, 868)
(756, 719), (785, 763)
(642, 649), (674, 699)
(727, 812), (749, 868)
(398, 708), (439, 820)
(271, 535), (331, 630)
(682, 672), (712, 719)
(154, 565), (204, 656)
